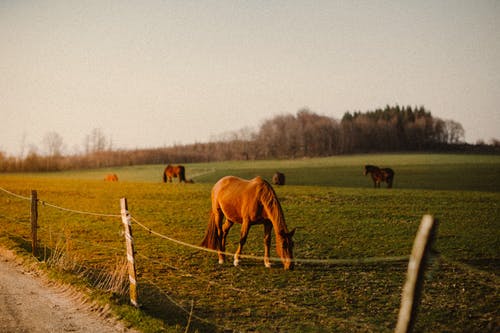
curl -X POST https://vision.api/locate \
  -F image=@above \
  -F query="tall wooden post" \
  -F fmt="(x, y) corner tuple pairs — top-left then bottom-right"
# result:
(31, 190), (38, 257)
(395, 215), (438, 333)
(120, 198), (139, 307)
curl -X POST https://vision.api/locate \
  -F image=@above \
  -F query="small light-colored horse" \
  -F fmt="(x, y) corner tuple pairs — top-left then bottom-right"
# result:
(104, 173), (118, 182)
(201, 176), (295, 270)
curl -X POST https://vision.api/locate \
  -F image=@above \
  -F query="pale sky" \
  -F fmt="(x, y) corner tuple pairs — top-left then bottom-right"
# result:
(1, 1), (499, 156)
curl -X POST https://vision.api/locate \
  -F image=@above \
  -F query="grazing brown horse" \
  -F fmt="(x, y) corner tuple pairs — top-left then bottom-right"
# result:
(163, 164), (186, 183)
(104, 173), (118, 182)
(272, 171), (285, 185)
(201, 176), (296, 270)
(364, 165), (395, 188)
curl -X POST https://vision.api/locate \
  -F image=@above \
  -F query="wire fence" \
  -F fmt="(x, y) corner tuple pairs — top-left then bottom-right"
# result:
(0, 186), (409, 265)
(0, 185), (438, 332)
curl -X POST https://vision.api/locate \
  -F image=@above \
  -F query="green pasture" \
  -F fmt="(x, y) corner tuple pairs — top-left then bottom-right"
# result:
(30, 153), (500, 191)
(0, 153), (498, 332)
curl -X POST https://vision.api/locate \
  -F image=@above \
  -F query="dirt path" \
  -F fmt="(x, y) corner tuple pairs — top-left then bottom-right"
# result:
(0, 247), (139, 333)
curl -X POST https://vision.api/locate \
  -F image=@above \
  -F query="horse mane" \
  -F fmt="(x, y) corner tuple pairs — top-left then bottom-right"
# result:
(365, 164), (378, 170)
(255, 178), (289, 233)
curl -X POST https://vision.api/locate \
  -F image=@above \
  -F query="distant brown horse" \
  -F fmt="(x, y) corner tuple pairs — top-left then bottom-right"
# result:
(364, 165), (395, 188)
(104, 173), (118, 182)
(272, 172), (285, 185)
(163, 164), (186, 183)
(201, 176), (296, 270)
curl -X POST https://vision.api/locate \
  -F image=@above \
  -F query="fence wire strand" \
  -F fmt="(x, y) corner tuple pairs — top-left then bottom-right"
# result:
(0, 186), (31, 201)
(40, 200), (121, 218)
(0, 186), (120, 218)
(130, 214), (409, 266)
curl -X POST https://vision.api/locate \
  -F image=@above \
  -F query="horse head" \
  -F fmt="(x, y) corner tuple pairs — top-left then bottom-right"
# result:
(364, 165), (378, 176)
(278, 228), (296, 270)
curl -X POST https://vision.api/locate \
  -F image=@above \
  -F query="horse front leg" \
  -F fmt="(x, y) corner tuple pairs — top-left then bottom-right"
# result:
(234, 220), (250, 267)
(219, 220), (233, 265)
(263, 222), (273, 268)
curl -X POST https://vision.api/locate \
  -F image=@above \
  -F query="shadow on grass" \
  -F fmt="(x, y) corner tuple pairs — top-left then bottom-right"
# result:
(7, 234), (34, 255)
(462, 258), (500, 276)
(138, 282), (219, 332)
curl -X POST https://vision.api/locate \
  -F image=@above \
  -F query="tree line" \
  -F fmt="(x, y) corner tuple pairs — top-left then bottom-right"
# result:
(1, 105), (498, 172)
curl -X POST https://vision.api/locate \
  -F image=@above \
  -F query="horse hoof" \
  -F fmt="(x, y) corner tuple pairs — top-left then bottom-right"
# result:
(233, 259), (240, 267)
(265, 263), (272, 268)
(218, 259), (224, 265)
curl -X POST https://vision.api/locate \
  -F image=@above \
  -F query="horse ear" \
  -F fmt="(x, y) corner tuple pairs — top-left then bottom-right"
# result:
(289, 228), (296, 238)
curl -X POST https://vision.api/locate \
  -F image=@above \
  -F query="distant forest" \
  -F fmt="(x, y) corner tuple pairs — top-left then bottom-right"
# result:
(1, 105), (498, 172)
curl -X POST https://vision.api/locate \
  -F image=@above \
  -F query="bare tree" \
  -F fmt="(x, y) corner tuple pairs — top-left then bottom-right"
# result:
(19, 132), (27, 159)
(85, 128), (108, 153)
(43, 131), (64, 157)
(443, 120), (465, 144)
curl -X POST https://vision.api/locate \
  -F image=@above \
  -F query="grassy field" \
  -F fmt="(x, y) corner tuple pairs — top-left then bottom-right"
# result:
(0, 153), (498, 332)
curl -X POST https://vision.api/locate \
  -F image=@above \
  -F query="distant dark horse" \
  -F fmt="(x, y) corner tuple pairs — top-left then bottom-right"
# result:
(163, 164), (186, 183)
(364, 165), (395, 188)
(272, 172), (285, 185)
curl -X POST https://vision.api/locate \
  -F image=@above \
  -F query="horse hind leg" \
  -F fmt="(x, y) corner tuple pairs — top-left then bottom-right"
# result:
(211, 209), (225, 265)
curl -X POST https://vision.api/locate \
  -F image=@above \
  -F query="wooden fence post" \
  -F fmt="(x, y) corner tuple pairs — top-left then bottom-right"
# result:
(395, 215), (438, 333)
(31, 190), (38, 257)
(120, 198), (139, 307)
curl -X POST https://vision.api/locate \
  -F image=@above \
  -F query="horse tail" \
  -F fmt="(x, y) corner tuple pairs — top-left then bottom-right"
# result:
(387, 169), (395, 188)
(162, 169), (167, 183)
(201, 211), (219, 250)
(178, 166), (186, 182)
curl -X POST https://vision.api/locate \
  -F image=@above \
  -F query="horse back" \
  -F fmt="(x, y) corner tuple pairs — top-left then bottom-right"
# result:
(212, 176), (273, 223)
(381, 168), (394, 178)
